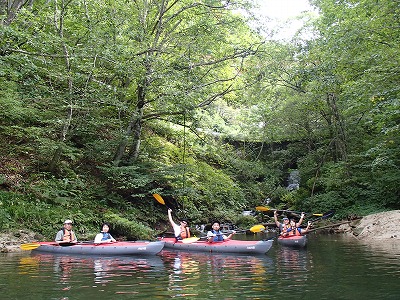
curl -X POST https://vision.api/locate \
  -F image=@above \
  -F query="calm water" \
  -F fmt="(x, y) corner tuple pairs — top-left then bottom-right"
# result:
(1, 234), (399, 300)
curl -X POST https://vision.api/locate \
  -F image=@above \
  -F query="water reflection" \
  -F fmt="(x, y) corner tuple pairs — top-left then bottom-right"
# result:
(359, 240), (400, 258)
(18, 256), (40, 275)
(161, 249), (274, 298)
(19, 253), (165, 296)
(274, 246), (311, 288)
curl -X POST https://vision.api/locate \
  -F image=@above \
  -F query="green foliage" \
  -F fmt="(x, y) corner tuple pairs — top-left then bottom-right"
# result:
(0, 191), (66, 237)
(103, 212), (155, 241)
(0, 192), (13, 230)
(235, 215), (258, 230)
(100, 164), (155, 197)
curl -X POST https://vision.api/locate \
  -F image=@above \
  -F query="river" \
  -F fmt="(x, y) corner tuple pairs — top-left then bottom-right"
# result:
(1, 234), (399, 299)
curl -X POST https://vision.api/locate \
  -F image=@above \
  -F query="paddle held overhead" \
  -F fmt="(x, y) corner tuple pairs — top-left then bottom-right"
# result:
(255, 206), (324, 217)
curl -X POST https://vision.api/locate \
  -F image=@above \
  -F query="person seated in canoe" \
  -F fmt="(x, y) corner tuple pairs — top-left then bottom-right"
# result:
(168, 208), (191, 242)
(94, 223), (117, 244)
(274, 210), (305, 236)
(206, 220), (236, 243)
(55, 219), (78, 244)
(281, 220), (312, 237)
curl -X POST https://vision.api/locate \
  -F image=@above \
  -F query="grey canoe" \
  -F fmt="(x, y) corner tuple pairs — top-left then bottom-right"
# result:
(277, 235), (307, 247)
(32, 241), (165, 255)
(162, 237), (273, 254)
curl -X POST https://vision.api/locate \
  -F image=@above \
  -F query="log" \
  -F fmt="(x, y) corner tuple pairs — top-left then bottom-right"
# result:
(307, 221), (350, 233)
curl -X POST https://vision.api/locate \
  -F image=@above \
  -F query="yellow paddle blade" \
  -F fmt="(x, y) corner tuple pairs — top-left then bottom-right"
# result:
(255, 206), (270, 212)
(312, 213), (323, 217)
(249, 224), (266, 233)
(181, 237), (200, 244)
(152, 193), (165, 205)
(20, 243), (41, 250)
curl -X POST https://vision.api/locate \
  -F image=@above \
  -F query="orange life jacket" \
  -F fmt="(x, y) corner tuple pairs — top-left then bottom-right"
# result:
(63, 229), (76, 242)
(280, 224), (290, 236)
(287, 227), (301, 236)
(180, 226), (190, 239)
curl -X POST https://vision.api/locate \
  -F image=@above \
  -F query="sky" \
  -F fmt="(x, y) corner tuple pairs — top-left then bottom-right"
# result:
(252, 0), (316, 40)
(257, 0), (313, 20)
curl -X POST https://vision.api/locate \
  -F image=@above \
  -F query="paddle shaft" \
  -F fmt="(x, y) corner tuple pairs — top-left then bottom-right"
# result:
(206, 224), (265, 236)
(256, 206), (323, 217)
(20, 240), (94, 250)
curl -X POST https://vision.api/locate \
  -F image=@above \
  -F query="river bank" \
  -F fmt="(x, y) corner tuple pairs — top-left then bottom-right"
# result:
(2, 210), (399, 253)
(338, 210), (399, 240)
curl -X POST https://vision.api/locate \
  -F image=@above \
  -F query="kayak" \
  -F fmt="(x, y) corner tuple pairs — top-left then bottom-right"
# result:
(162, 237), (273, 254)
(31, 241), (165, 255)
(277, 235), (307, 247)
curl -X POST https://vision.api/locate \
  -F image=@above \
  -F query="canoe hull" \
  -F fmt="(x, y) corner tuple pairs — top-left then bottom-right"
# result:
(162, 238), (273, 254)
(277, 235), (307, 247)
(32, 241), (165, 255)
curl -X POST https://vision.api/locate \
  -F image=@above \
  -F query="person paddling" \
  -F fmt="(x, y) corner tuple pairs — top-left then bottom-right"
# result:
(55, 219), (77, 244)
(168, 208), (191, 242)
(206, 220), (236, 243)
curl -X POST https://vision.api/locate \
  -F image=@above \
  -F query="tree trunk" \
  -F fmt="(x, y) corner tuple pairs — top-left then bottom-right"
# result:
(0, 0), (33, 26)
(48, 0), (74, 173)
(113, 82), (146, 166)
(326, 92), (347, 161)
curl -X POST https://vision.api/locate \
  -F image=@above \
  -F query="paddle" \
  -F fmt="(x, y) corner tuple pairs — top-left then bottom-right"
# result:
(255, 206), (324, 217)
(180, 224), (266, 244)
(20, 243), (42, 251)
(20, 241), (83, 251)
(206, 224), (266, 235)
(181, 237), (200, 243)
(309, 210), (335, 222)
(153, 193), (172, 209)
(249, 224), (266, 233)
(210, 224), (266, 235)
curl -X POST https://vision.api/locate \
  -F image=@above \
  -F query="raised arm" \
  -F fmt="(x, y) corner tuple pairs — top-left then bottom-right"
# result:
(274, 211), (281, 227)
(296, 212), (305, 227)
(168, 208), (175, 226)
(301, 221), (312, 234)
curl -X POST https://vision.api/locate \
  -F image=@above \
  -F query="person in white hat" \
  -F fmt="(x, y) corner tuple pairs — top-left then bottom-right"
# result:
(55, 219), (78, 244)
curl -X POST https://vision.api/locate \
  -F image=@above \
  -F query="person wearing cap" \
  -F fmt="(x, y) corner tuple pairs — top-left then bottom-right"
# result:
(168, 208), (191, 242)
(206, 220), (236, 243)
(274, 211), (305, 236)
(94, 223), (116, 244)
(55, 219), (78, 244)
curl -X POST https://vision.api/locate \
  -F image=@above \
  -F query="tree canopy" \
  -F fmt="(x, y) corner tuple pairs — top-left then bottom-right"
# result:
(1, 0), (398, 239)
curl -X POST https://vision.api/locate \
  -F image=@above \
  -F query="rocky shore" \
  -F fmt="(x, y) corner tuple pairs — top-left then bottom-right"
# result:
(338, 210), (400, 241)
(0, 230), (44, 253)
(1, 210), (399, 253)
